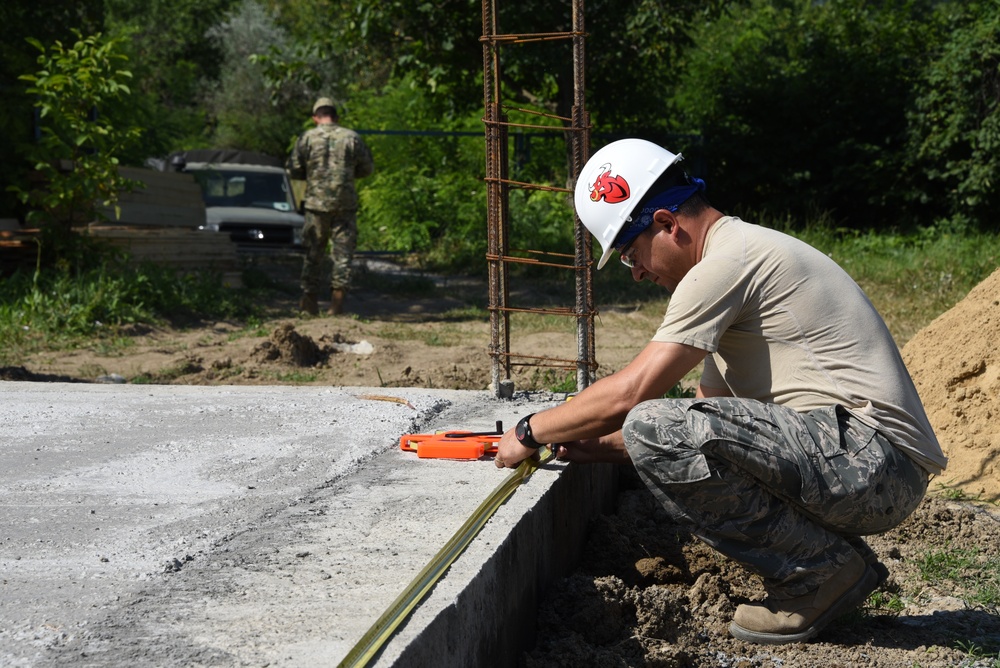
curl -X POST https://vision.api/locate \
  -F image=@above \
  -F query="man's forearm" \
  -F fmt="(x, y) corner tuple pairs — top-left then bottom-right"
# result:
(495, 341), (706, 469)
(528, 377), (634, 445)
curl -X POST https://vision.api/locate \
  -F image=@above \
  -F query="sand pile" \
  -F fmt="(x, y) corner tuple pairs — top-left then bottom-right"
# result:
(901, 266), (1000, 501)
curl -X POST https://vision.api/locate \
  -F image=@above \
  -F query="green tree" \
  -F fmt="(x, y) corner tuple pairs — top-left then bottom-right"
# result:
(906, 1), (1000, 230)
(103, 0), (241, 156)
(261, 0), (728, 142)
(252, 0), (484, 131)
(348, 76), (488, 269)
(584, 0), (732, 137)
(12, 30), (142, 262)
(671, 0), (937, 227)
(202, 0), (307, 156)
(0, 0), (104, 219)
(257, 0), (734, 271)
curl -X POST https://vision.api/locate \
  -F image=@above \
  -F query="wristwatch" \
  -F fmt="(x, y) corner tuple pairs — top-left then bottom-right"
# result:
(514, 413), (544, 449)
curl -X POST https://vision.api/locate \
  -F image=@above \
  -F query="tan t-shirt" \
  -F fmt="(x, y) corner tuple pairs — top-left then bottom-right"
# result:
(651, 216), (946, 475)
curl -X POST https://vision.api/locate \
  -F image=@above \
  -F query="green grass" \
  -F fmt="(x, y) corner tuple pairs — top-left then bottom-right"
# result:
(954, 640), (1000, 667)
(440, 305), (489, 321)
(227, 316), (270, 341)
(867, 590), (906, 613)
(374, 322), (471, 347)
(268, 370), (320, 383)
(0, 249), (263, 366)
(863, 538), (1000, 662)
(933, 482), (996, 504)
(3, 222), (1000, 370)
(917, 544), (1000, 610)
(521, 369), (578, 393)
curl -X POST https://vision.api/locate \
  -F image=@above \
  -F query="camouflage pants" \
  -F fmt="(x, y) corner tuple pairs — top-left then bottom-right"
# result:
(623, 398), (928, 597)
(300, 209), (358, 294)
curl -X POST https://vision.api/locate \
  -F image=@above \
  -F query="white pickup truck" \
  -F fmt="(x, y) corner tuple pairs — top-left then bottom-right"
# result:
(164, 149), (304, 250)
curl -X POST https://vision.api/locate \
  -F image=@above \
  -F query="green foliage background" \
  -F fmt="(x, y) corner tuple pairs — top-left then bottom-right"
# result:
(12, 31), (142, 234)
(2, 0), (999, 273)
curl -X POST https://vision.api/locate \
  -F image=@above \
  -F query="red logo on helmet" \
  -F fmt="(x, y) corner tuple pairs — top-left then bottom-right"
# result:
(589, 164), (630, 204)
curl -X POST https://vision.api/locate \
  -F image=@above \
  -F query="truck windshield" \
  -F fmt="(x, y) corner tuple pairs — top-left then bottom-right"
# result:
(191, 169), (294, 212)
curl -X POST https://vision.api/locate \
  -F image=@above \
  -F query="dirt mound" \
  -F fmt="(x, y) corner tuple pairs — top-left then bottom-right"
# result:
(902, 267), (1000, 502)
(250, 322), (329, 366)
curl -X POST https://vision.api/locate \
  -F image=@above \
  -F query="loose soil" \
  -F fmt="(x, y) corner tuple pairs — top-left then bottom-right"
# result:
(4, 255), (999, 667)
(2, 255), (653, 392)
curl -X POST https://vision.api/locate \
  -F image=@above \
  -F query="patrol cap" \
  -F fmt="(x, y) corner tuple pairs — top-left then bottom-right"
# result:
(312, 97), (337, 114)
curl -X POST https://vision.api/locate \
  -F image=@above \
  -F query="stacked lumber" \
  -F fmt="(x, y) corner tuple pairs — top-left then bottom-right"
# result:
(86, 225), (242, 287)
(0, 226), (39, 277)
(100, 167), (206, 228)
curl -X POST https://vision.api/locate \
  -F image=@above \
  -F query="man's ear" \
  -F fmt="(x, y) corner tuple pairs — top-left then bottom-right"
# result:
(652, 209), (677, 233)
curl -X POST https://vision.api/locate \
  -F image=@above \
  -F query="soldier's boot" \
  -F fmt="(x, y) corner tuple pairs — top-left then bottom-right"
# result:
(845, 535), (890, 587)
(327, 289), (346, 315)
(728, 551), (878, 645)
(299, 292), (319, 316)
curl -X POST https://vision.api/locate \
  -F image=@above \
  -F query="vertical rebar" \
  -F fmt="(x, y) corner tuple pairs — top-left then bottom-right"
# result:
(497, 109), (511, 386)
(483, 0), (593, 398)
(570, 0), (594, 391)
(482, 0), (507, 395)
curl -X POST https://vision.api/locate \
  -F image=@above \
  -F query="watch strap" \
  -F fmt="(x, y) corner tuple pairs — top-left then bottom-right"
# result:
(515, 413), (543, 449)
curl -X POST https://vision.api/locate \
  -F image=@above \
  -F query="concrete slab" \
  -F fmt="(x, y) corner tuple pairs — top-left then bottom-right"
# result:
(0, 382), (616, 667)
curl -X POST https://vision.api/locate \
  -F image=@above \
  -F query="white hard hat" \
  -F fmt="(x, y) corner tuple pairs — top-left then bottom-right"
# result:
(574, 139), (683, 269)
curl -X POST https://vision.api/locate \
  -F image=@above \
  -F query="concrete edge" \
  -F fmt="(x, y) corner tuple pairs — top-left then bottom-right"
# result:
(377, 461), (619, 667)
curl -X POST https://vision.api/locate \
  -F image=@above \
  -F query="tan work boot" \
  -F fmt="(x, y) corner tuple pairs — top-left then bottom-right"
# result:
(846, 535), (890, 586)
(729, 551), (878, 644)
(299, 292), (318, 316)
(327, 289), (346, 315)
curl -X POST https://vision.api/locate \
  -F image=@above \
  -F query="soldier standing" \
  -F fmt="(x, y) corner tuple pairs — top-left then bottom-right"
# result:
(287, 98), (374, 315)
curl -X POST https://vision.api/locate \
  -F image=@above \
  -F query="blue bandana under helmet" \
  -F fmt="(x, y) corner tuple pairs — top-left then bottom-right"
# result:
(612, 178), (707, 251)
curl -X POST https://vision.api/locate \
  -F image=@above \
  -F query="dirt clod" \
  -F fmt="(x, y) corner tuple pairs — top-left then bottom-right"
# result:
(528, 484), (1000, 667)
(250, 322), (327, 366)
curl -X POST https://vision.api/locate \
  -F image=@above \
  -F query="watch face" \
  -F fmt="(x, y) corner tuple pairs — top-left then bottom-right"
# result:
(515, 419), (528, 441)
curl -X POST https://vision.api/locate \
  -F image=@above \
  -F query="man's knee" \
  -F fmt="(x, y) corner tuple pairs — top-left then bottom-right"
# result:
(623, 399), (689, 443)
(622, 400), (661, 452)
(622, 399), (713, 485)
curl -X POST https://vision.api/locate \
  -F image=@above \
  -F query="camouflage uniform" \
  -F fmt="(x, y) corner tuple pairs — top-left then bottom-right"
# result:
(287, 122), (374, 294)
(623, 397), (928, 598)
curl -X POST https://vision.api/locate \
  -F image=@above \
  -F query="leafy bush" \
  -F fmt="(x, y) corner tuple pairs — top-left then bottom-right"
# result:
(202, 0), (307, 157)
(12, 30), (143, 262)
(103, 0), (242, 159)
(671, 0), (933, 227)
(0, 245), (257, 362)
(349, 75), (581, 274)
(906, 1), (1000, 230)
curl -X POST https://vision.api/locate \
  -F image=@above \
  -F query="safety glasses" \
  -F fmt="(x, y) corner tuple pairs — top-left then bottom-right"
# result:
(619, 240), (638, 268)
